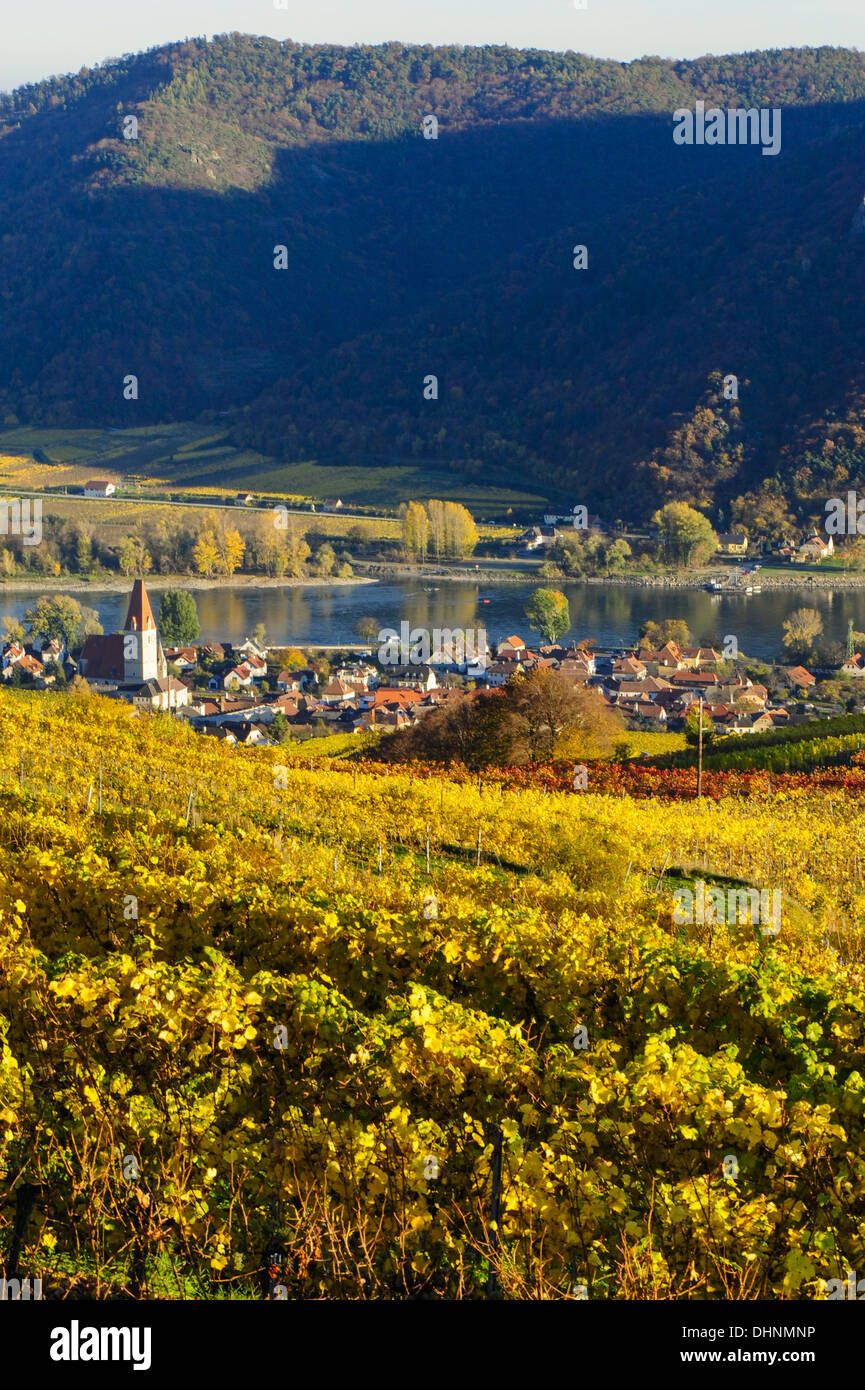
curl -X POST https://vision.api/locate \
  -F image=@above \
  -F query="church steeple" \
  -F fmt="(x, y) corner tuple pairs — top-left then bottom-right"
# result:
(124, 579), (157, 635)
(123, 579), (165, 683)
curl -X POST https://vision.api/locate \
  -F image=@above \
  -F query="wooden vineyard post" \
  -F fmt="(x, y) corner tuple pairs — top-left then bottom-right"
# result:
(697, 696), (704, 800)
(486, 1124), (503, 1299)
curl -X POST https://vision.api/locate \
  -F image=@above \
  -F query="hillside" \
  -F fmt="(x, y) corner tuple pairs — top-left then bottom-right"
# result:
(0, 686), (864, 1297)
(4, 38), (865, 517)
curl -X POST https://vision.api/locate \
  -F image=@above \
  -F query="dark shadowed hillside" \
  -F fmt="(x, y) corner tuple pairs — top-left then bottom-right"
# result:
(3, 35), (865, 519)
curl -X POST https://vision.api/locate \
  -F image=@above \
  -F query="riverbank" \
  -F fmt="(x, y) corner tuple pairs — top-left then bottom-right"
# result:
(355, 560), (865, 591)
(0, 573), (377, 594)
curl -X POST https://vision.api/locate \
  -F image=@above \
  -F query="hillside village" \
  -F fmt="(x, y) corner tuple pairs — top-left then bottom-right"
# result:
(3, 576), (865, 746)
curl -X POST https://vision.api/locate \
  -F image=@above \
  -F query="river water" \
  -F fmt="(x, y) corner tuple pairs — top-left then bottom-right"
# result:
(2, 578), (864, 662)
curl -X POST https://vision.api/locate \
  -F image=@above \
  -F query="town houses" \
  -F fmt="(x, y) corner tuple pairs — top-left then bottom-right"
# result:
(0, 575), (855, 746)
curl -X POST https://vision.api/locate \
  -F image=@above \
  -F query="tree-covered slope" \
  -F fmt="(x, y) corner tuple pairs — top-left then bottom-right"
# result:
(3, 36), (865, 517)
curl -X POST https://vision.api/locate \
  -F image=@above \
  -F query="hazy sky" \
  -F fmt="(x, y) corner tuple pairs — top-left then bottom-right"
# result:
(3, 0), (865, 93)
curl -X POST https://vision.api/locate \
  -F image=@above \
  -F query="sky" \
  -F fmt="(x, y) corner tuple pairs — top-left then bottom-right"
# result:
(2, 0), (865, 94)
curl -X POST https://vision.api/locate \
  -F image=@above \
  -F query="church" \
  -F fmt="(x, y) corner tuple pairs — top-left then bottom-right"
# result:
(77, 578), (189, 711)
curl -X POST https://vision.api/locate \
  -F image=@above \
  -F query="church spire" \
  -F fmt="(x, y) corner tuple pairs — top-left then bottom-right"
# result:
(124, 579), (156, 634)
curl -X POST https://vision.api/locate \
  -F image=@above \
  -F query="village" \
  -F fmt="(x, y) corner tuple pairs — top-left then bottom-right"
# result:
(3, 575), (863, 747)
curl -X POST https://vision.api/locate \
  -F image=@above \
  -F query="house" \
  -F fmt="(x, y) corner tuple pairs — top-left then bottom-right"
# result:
(236, 638), (268, 662)
(335, 663), (376, 689)
(322, 498), (344, 512)
(717, 531), (748, 556)
(389, 665), (438, 692)
(681, 647), (722, 671)
(83, 480), (116, 499)
(4, 651), (44, 681)
(669, 671), (714, 692)
(224, 664), (255, 690)
(230, 721), (269, 746)
(612, 656), (647, 681)
(276, 670), (306, 694)
(1, 641), (25, 674)
(497, 636), (528, 660)
(734, 684), (768, 709)
(557, 659), (593, 685)
(484, 660), (522, 687)
(244, 654), (268, 680)
(164, 647), (198, 671)
(33, 635), (65, 664)
(841, 654), (865, 677)
(781, 665), (817, 691)
(131, 677), (190, 712)
(320, 679), (357, 705)
(200, 642), (226, 661)
(796, 534), (834, 563)
(356, 706), (411, 731)
(234, 493), (254, 507)
(521, 526), (559, 551)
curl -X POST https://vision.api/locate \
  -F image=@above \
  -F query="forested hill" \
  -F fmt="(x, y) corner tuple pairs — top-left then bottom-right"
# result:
(4, 36), (865, 519)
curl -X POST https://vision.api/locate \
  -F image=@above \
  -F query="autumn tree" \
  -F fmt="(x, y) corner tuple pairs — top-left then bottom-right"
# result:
(193, 528), (220, 578)
(24, 595), (101, 649)
(524, 587), (570, 644)
(117, 535), (153, 577)
(639, 618), (692, 649)
(653, 502), (718, 568)
(781, 607), (823, 662)
(216, 525), (245, 576)
(503, 668), (621, 762)
(401, 501), (429, 561)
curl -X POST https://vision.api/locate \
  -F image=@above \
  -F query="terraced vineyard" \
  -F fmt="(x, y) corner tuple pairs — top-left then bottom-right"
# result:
(0, 688), (864, 1299)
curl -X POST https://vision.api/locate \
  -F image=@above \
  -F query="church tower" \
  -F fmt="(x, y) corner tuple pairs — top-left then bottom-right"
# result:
(123, 579), (165, 683)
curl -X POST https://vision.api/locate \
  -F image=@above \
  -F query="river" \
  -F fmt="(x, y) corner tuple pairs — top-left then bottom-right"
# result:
(2, 578), (864, 662)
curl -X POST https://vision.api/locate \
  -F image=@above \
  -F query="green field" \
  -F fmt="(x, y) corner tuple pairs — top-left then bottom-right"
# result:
(0, 425), (550, 520)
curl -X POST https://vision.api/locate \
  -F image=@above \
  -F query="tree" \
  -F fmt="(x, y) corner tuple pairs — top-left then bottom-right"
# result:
(252, 622), (267, 649)
(1, 615), (25, 643)
(217, 526), (245, 576)
(401, 501), (429, 561)
(604, 538), (631, 573)
(524, 587), (570, 644)
(270, 712), (291, 743)
(75, 531), (94, 572)
(277, 647), (306, 671)
(354, 615), (379, 644)
(159, 591), (201, 646)
(117, 535), (152, 577)
(504, 668), (621, 762)
(684, 703), (716, 748)
(639, 618), (692, 649)
(193, 529), (220, 578)
(652, 502), (718, 568)
(315, 542), (336, 577)
(781, 607), (823, 662)
(24, 595), (100, 649)
(380, 669), (620, 767)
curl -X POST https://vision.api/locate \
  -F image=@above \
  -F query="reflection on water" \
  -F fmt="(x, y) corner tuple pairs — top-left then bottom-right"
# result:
(0, 579), (862, 661)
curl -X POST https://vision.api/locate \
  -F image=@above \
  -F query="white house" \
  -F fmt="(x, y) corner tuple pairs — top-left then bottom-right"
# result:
(224, 664), (255, 690)
(83, 480), (116, 498)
